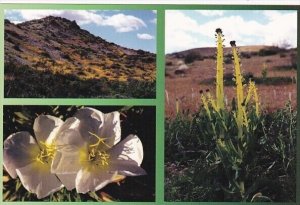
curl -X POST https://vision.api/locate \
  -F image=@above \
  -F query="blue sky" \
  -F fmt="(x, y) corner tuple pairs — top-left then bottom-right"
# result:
(5, 10), (157, 53)
(166, 10), (297, 53)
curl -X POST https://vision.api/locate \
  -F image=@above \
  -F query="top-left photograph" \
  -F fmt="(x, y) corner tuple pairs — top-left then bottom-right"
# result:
(4, 10), (157, 98)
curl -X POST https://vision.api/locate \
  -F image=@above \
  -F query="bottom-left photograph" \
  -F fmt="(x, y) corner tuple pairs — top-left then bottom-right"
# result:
(3, 105), (155, 202)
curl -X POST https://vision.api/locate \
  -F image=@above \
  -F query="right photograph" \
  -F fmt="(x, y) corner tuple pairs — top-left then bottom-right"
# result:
(165, 10), (297, 202)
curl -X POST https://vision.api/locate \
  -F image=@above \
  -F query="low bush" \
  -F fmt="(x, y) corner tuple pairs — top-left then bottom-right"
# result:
(258, 47), (281, 56)
(184, 52), (203, 64)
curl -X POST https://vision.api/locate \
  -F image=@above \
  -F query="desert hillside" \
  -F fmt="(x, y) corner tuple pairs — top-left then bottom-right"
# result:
(5, 16), (156, 98)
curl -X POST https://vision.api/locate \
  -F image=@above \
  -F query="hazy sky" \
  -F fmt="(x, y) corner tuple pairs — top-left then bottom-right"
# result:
(166, 10), (297, 53)
(5, 10), (157, 53)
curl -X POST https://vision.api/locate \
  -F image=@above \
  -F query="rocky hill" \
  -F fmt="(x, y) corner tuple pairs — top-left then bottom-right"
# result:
(5, 16), (156, 82)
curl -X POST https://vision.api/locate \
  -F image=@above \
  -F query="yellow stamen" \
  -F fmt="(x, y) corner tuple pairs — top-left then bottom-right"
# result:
(88, 132), (111, 149)
(35, 141), (56, 165)
(80, 132), (111, 171)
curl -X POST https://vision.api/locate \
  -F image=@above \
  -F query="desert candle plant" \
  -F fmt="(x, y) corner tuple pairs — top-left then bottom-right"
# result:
(198, 29), (263, 199)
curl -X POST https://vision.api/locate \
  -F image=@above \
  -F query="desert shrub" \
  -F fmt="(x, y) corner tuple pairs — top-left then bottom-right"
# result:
(13, 44), (22, 51)
(224, 56), (232, 64)
(254, 76), (293, 85)
(261, 67), (268, 80)
(137, 49), (146, 55)
(184, 52), (203, 64)
(290, 53), (297, 69)
(77, 49), (89, 58)
(41, 51), (51, 58)
(61, 53), (72, 60)
(224, 53), (232, 64)
(273, 65), (296, 71)
(241, 52), (252, 59)
(143, 56), (155, 63)
(244, 72), (254, 81)
(76, 70), (85, 76)
(166, 61), (173, 66)
(111, 63), (121, 69)
(258, 47), (281, 56)
(120, 79), (156, 98)
(250, 51), (258, 56)
(280, 53), (286, 58)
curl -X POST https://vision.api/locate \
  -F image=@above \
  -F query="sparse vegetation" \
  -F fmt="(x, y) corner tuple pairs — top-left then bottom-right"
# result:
(4, 63), (155, 98)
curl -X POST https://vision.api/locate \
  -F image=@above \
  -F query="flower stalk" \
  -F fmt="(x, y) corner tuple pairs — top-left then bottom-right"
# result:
(230, 41), (244, 140)
(216, 28), (225, 110)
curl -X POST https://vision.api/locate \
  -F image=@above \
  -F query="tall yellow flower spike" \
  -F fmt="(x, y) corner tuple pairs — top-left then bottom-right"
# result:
(215, 28), (225, 111)
(230, 41), (244, 139)
(200, 90), (217, 136)
(245, 80), (260, 117)
(176, 98), (179, 115)
(206, 90), (218, 112)
(200, 90), (212, 120)
(251, 82), (260, 117)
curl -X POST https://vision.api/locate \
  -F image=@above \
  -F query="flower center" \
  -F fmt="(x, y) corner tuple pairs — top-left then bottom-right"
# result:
(88, 148), (110, 167)
(35, 141), (56, 165)
(81, 132), (112, 170)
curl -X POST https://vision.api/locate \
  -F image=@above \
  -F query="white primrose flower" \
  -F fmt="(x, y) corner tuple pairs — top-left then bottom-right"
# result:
(51, 107), (146, 193)
(3, 115), (78, 199)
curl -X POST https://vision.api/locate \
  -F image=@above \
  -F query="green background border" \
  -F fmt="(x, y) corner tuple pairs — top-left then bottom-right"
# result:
(0, 3), (299, 204)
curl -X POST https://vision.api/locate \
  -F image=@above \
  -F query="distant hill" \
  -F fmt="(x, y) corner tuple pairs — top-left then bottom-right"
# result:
(167, 45), (278, 59)
(5, 16), (156, 82)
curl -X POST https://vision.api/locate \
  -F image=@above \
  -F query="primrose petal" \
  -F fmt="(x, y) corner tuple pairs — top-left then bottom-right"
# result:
(56, 173), (77, 191)
(75, 108), (121, 148)
(109, 135), (144, 166)
(16, 161), (63, 199)
(33, 115), (63, 143)
(51, 146), (82, 174)
(99, 111), (121, 147)
(3, 132), (40, 178)
(75, 168), (116, 193)
(75, 107), (105, 143)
